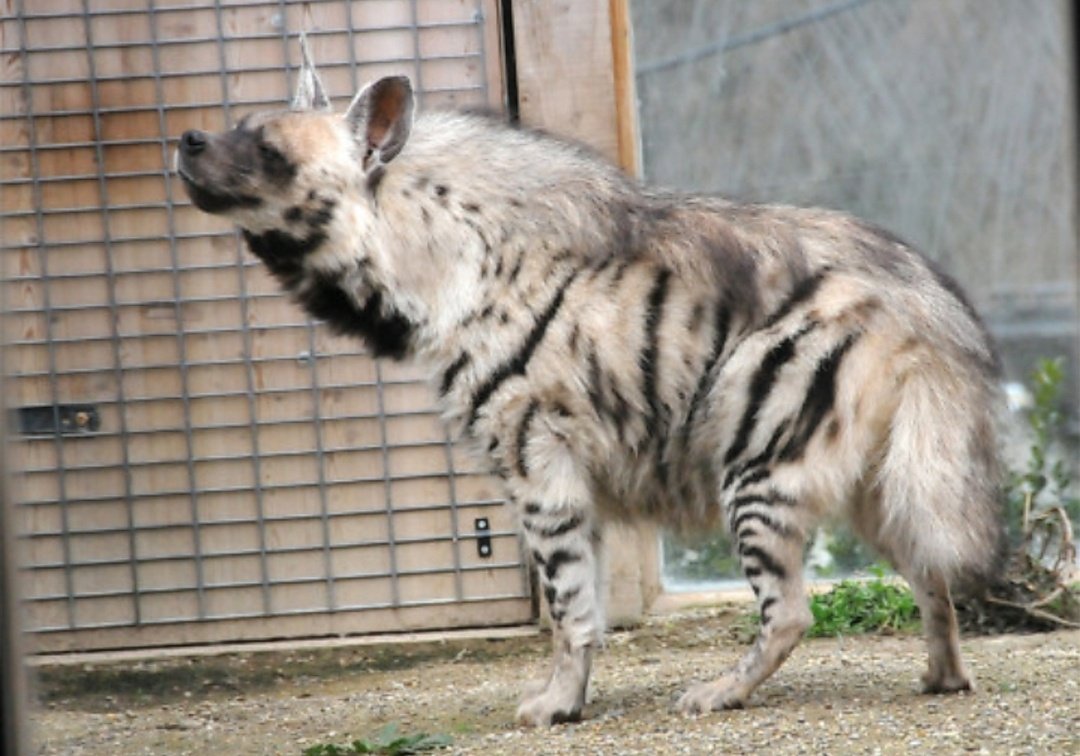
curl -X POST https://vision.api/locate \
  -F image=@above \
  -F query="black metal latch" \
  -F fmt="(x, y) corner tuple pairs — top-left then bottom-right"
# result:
(15, 404), (100, 436)
(475, 517), (492, 558)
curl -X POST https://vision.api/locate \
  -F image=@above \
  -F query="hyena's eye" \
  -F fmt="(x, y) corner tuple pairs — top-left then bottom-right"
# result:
(258, 142), (283, 161)
(256, 141), (296, 183)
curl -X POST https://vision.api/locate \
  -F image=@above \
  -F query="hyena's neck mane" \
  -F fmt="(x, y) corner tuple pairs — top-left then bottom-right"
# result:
(376, 115), (653, 345)
(367, 112), (767, 436)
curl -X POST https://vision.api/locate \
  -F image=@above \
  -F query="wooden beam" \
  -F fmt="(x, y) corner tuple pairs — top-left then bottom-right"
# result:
(609, 0), (641, 176)
(508, 0), (656, 627)
(511, 0), (639, 172)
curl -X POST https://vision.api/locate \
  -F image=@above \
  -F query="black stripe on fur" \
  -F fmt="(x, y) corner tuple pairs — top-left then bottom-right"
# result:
(543, 549), (582, 581)
(296, 273), (414, 359)
(515, 399), (541, 478)
(440, 352), (470, 396)
(763, 268), (829, 328)
(732, 510), (794, 540)
(682, 302), (730, 445)
(760, 597), (778, 625)
(723, 325), (816, 466)
(466, 271), (578, 430)
(641, 268), (672, 479)
(777, 332), (860, 462)
(523, 514), (584, 539)
(722, 420), (790, 490)
(739, 545), (787, 580)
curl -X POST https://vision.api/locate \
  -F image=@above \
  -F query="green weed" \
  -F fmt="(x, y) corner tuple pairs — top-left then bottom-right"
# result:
(806, 565), (920, 638)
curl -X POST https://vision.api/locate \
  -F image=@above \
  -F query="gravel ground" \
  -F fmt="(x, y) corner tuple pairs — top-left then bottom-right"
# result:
(28, 606), (1080, 755)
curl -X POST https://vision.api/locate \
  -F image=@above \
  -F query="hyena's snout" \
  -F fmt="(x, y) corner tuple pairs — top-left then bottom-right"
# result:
(179, 129), (208, 158)
(174, 129), (210, 182)
(175, 128), (264, 215)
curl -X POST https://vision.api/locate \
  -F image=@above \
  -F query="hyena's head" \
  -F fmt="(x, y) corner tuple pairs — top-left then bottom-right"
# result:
(175, 37), (424, 358)
(174, 36), (414, 276)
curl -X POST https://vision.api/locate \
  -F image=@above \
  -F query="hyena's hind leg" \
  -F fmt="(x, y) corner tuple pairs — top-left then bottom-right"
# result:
(858, 521), (972, 692)
(851, 496), (972, 694)
(905, 569), (971, 693)
(678, 487), (813, 714)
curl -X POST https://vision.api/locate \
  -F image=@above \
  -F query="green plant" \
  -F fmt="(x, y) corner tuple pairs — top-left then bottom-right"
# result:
(303, 724), (452, 756)
(958, 357), (1080, 632)
(1006, 357), (1080, 540)
(806, 565), (920, 638)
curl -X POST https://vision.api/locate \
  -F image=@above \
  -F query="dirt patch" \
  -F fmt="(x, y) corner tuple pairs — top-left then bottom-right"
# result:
(34, 634), (543, 714)
(29, 606), (1080, 754)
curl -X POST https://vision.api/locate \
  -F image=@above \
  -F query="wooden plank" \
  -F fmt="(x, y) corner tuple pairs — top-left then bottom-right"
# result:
(323, 480), (387, 515)
(27, 598), (534, 653)
(135, 494), (203, 529)
(480, 0), (507, 110)
(128, 462), (189, 498)
(608, 0), (640, 176)
(511, 0), (620, 163)
(511, 0), (638, 175)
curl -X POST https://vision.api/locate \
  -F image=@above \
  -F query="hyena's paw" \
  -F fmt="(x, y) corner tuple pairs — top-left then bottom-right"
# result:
(920, 671), (973, 695)
(676, 677), (749, 716)
(518, 676), (551, 703)
(514, 687), (584, 728)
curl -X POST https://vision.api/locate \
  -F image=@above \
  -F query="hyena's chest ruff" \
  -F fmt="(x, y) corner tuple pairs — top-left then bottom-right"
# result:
(177, 54), (1002, 727)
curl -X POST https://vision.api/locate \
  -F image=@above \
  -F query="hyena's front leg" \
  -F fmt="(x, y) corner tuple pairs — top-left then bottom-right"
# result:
(678, 487), (812, 714)
(515, 501), (603, 727)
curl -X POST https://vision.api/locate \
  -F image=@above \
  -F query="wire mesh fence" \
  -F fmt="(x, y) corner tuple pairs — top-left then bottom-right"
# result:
(0, 0), (532, 649)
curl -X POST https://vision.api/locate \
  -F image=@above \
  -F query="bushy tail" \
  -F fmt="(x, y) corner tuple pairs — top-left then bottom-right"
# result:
(876, 363), (1005, 589)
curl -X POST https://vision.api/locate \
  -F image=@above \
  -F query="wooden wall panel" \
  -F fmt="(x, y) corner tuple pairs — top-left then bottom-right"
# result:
(2, 0), (529, 652)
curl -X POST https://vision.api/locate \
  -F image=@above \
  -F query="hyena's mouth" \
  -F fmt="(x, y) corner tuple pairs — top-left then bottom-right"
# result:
(177, 170), (264, 215)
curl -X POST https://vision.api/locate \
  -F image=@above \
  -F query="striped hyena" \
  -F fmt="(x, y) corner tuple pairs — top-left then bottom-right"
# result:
(175, 43), (1003, 726)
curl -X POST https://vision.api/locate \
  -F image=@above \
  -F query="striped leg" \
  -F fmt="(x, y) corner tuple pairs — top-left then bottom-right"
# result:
(678, 488), (812, 714)
(515, 503), (602, 727)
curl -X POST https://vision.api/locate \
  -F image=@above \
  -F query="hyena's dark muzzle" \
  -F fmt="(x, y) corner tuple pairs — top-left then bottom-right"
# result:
(175, 128), (266, 214)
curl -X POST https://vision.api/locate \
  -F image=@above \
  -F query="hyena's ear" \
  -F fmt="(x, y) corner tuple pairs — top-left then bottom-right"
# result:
(345, 76), (415, 172)
(292, 33), (331, 112)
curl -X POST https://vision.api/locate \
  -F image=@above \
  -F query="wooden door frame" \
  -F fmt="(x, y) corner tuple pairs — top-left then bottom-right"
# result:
(506, 0), (661, 626)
